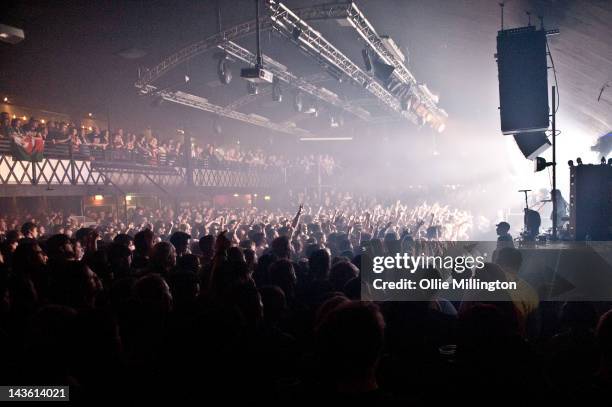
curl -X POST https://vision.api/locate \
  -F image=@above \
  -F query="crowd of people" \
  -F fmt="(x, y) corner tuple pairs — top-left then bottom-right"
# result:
(1, 195), (612, 403)
(0, 112), (339, 174)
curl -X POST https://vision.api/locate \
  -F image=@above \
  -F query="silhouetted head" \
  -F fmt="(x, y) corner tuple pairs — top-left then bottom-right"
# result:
(269, 259), (297, 299)
(271, 236), (291, 259)
(315, 301), (385, 389)
(309, 249), (331, 280)
(150, 241), (176, 274)
(330, 261), (359, 292)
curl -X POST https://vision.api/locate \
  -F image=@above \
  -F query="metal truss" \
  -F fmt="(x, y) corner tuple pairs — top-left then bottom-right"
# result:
(135, 1), (446, 129)
(0, 155), (105, 186)
(135, 3), (353, 90)
(342, 2), (447, 124)
(225, 73), (330, 111)
(142, 86), (313, 136)
(218, 41), (372, 121)
(193, 167), (284, 188)
(266, 0), (420, 124)
(0, 153), (286, 196)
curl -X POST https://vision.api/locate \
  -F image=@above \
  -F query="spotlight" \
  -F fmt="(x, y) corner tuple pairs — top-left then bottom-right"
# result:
(217, 57), (232, 85)
(3, 97), (8, 103)
(272, 79), (282, 102)
(329, 112), (344, 128)
(372, 58), (395, 83)
(293, 92), (304, 113)
(362, 48), (373, 72)
(264, 195), (271, 201)
(534, 156), (553, 172)
(400, 96), (412, 111)
(213, 118), (222, 134)
(151, 96), (164, 108)
(568, 160), (574, 167)
(247, 82), (258, 95)
(0, 23), (25, 44)
(292, 26), (302, 41)
(577, 157), (583, 165)
(330, 114), (338, 128)
(94, 195), (104, 201)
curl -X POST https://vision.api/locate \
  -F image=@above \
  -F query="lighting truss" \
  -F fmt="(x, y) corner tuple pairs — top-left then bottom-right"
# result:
(266, 0), (419, 124)
(341, 2), (447, 124)
(135, 1), (447, 129)
(141, 85), (312, 136)
(218, 40), (372, 121)
(136, 3), (353, 90)
(224, 72), (329, 111)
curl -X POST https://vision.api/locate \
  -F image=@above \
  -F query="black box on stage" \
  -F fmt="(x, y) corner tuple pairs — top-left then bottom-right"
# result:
(496, 26), (549, 135)
(569, 164), (612, 240)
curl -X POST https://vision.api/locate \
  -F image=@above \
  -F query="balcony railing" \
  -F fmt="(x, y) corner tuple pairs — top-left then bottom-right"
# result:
(0, 139), (286, 191)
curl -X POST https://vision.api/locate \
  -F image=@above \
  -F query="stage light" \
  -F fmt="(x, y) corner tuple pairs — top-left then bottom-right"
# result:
(88, 112), (93, 117)
(534, 156), (553, 172)
(40, 119), (45, 124)
(372, 58), (395, 83)
(213, 118), (222, 135)
(247, 82), (258, 95)
(88, 127), (93, 131)
(151, 96), (164, 108)
(292, 26), (302, 41)
(2, 97), (7, 103)
(303, 99), (318, 116)
(126, 195), (133, 201)
(293, 92), (304, 113)
(217, 57), (232, 85)
(0, 23), (25, 44)
(272, 79), (282, 102)
(362, 48), (373, 72)
(12, 114), (16, 119)
(94, 195), (104, 201)
(264, 195), (271, 201)
(253, 193), (258, 197)
(328, 112), (344, 128)
(233, 193), (239, 197)
(22, 116), (27, 120)
(568, 160), (574, 167)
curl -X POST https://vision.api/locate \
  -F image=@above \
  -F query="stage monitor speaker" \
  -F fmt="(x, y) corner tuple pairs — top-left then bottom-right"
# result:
(569, 164), (612, 241)
(496, 26), (549, 135)
(513, 131), (551, 160)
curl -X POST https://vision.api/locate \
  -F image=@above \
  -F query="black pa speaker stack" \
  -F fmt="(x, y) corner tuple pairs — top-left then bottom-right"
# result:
(496, 26), (550, 159)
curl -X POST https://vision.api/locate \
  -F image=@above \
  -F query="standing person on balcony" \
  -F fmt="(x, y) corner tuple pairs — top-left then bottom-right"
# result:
(51, 123), (71, 144)
(0, 113), (11, 138)
(112, 132), (124, 149)
(148, 137), (159, 165)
